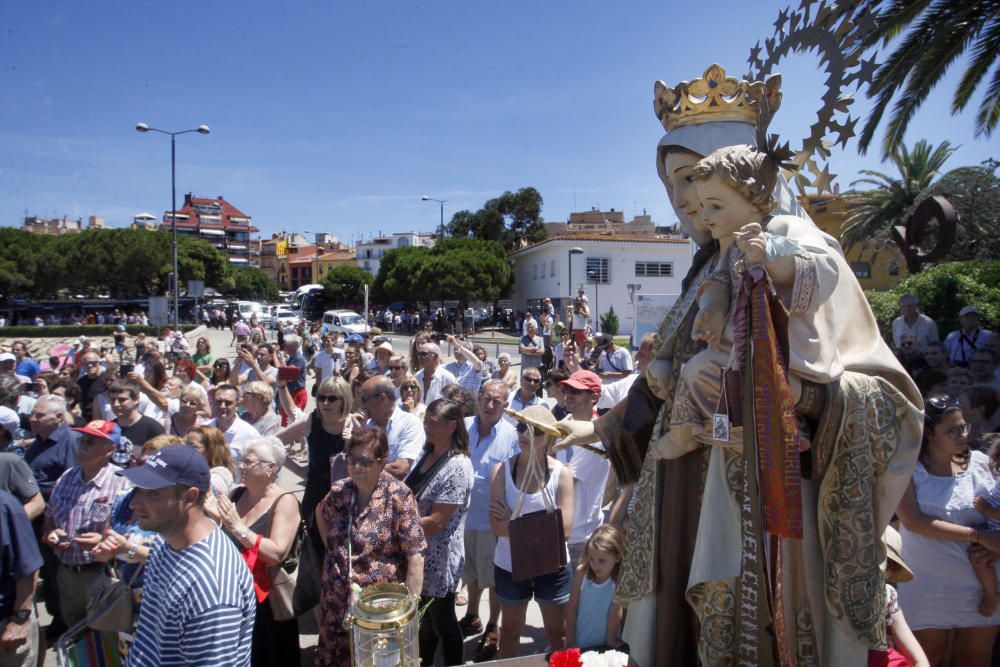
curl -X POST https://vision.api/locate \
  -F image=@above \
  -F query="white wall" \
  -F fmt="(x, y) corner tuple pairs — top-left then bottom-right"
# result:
(510, 238), (693, 338)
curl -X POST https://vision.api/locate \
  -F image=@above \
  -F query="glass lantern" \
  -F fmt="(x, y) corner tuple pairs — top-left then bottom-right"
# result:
(348, 582), (419, 667)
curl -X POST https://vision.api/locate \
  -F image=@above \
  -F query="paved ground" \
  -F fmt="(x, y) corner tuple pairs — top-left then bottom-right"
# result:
(37, 324), (551, 665)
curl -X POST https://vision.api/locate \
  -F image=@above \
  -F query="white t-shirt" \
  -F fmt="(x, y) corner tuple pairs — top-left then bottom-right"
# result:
(208, 417), (259, 466)
(312, 349), (344, 383)
(555, 418), (610, 545)
(367, 406), (425, 463)
(598, 347), (633, 375)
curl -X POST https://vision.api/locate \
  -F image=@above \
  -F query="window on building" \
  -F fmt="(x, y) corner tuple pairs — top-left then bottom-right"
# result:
(635, 261), (673, 277)
(586, 257), (610, 284)
(550, 260), (556, 277)
(533, 264), (538, 280)
(851, 262), (871, 279)
(888, 261), (900, 276)
(398, 237), (410, 247)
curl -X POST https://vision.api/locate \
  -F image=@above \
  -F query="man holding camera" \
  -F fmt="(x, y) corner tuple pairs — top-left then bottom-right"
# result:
(592, 334), (633, 382)
(891, 294), (939, 352)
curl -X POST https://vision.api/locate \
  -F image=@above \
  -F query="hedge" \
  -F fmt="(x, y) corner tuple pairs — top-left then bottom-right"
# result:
(0, 324), (199, 339)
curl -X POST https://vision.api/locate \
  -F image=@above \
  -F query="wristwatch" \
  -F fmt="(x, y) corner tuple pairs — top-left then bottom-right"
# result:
(10, 609), (31, 624)
(238, 527), (250, 541)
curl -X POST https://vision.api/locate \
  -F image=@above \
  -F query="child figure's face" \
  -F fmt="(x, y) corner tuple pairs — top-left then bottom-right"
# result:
(695, 173), (761, 240)
(587, 546), (619, 582)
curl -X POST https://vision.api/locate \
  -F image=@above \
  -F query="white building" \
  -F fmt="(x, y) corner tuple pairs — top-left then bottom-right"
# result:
(508, 234), (693, 340)
(356, 231), (436, 275)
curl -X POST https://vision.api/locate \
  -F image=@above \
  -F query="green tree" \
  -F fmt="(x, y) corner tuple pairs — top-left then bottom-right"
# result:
(840, 139), (956, 260)
(374, 246), (426, 307)
(322, 264), (373, 307)
(229, 266), (278, 301)
(916, 161), (1000, 261)
(417, 238), (512, 310)
(866, 260), (1000, 343)
(853, 0), (1000, 157)
(446, 187), (546, 252)
(600, 306), (620, 335)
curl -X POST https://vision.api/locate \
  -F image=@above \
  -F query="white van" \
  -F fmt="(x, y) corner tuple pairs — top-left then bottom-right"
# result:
(235, 301), (264, 321)
(320, 310), (368, 338)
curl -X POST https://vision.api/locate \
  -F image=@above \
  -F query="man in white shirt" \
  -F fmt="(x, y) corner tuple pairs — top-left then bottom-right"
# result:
(504, 367), (544, 425)
(891, 294), (939, 351)
(359, 377), (425, 478)
(414, 343), (456, 405)
(207, 384), (259, 465)
(944, 305), (995, 367)
(460, 380), (519, 659)
(592, 334), (634, 382)
(308, 336), (344, 386)
(597, 333), (654, 411)
(555, 369), (610, 565)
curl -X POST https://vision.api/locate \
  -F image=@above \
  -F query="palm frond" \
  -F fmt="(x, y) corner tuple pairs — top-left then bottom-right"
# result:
(953, 16), (1000, 113)
(860, 0), (934, 48)
(976, 62), (1000, 135)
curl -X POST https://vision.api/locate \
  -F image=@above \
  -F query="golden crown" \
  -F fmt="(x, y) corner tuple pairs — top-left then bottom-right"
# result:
(654, 64), (782, 131)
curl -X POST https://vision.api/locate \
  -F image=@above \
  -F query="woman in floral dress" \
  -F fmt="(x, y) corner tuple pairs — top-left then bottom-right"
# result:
(406, 399), (474, 665)
(314, 427), (426, 666)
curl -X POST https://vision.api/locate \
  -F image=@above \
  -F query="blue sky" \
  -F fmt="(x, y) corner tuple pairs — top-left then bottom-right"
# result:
(1, 1), (994, 243)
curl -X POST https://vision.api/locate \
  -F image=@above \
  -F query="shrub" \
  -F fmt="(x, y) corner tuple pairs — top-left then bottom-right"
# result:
(600, 306), (620, 336)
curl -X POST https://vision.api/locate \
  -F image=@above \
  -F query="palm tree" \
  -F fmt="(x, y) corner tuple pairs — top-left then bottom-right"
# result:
(852, 0), (1000, 158)
(840, 139), (956, 256)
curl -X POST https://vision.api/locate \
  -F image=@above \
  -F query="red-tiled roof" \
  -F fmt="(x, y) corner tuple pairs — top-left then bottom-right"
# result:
(508, 233), (691, 256)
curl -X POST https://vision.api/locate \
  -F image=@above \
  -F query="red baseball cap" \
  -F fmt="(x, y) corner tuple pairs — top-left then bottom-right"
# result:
(561, 370), (602, 395)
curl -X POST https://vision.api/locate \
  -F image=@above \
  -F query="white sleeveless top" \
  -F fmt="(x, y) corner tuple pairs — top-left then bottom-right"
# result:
(493, 455), (566, 572)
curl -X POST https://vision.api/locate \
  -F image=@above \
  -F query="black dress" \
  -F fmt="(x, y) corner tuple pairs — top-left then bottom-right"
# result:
(301, 411), (346, 523)
(228, 488), (302, 666)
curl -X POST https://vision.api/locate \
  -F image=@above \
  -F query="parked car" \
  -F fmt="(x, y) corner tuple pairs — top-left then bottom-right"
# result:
(269, 308), (300, 330)
(235, 300), (264, 322)
(320, 309), (368, 338)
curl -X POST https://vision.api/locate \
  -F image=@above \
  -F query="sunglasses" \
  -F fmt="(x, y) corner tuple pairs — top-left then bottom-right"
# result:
(347, 455), (380, 469)
(389, 365), (405, 371)
(317, 394), (341, 404)
(926, 393), (960, 418)
(563, 386), (588, 395)
(945, 423), (971, 439)
(515, 422), (539, 435)
(417, 351), (434, 358)
(522, 377), (541, 384)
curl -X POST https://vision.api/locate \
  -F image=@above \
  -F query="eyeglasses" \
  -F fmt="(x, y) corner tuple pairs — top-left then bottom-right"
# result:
(239, 458), (269, 468)
(317, 394), (341, 404)
(515, 423), (539, 435)
(522, 377), (541, 384)
(389, 365), (405, 371)
(417, 351), (434, 358)
(84, 360), (100, 367)
(563, 386), (588, 395)
(180, 398), (201, 406)
(945, 423), (972, 439)
(347, 455), (380, 469)
(401, 385), (418, 392)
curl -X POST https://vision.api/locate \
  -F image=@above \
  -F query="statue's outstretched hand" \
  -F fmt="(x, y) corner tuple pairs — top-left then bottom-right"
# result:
(552, 420), (599, 451)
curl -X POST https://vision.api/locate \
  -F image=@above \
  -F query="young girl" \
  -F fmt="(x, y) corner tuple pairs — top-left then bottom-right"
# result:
(879, 525), (930, 667)
(565, 524), (625, 650)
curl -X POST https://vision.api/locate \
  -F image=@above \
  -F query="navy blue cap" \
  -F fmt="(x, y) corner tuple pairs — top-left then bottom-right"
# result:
(117, 444), (210, 492)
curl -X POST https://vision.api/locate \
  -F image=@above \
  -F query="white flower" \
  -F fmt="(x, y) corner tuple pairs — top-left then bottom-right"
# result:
(578, 649), (629, 667)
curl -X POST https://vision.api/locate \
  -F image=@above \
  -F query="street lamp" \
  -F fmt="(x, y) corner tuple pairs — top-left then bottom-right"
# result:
(588, 269), (600, 334)
(420, 196), (446, 240)
(626, 283), (642, 350)
(136, 122), (211, 330)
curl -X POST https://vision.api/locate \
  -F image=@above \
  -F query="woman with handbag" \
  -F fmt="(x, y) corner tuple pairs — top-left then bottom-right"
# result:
(406, 399), (474, 666)
(489, 404), (575, 658)
(210, 436), (302, 666)
(314, 427), (426, 667)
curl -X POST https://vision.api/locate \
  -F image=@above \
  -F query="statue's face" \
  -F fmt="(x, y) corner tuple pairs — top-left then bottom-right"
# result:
(661, 151), (705, 232)
(695, 173), (759, 240)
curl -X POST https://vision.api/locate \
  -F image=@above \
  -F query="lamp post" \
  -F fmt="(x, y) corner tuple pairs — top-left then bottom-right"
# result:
(626, 283), (642, 350)
(568, 247), (584, 316)
(588, 269), (600, 334)
(420, 196), (446, 240)
(136, 122), (211, 330)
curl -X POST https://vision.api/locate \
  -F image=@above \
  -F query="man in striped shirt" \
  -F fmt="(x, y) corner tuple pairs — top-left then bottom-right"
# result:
(119, 445), (255, 666)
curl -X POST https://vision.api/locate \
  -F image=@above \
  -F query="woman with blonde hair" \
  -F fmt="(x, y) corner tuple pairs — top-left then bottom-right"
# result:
(186, 425), (236, 496)
(277, 375), (353, 522)
(168, 383), (208, 438)
(242, 380), (281, 437)
(398, 375), (426, 419)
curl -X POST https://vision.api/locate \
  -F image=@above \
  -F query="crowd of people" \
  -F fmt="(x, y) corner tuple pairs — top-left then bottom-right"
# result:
(0, 288), (998, 666)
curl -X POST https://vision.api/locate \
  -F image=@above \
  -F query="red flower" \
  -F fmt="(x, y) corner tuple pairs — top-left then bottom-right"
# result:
(550, 647), (582, 667)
